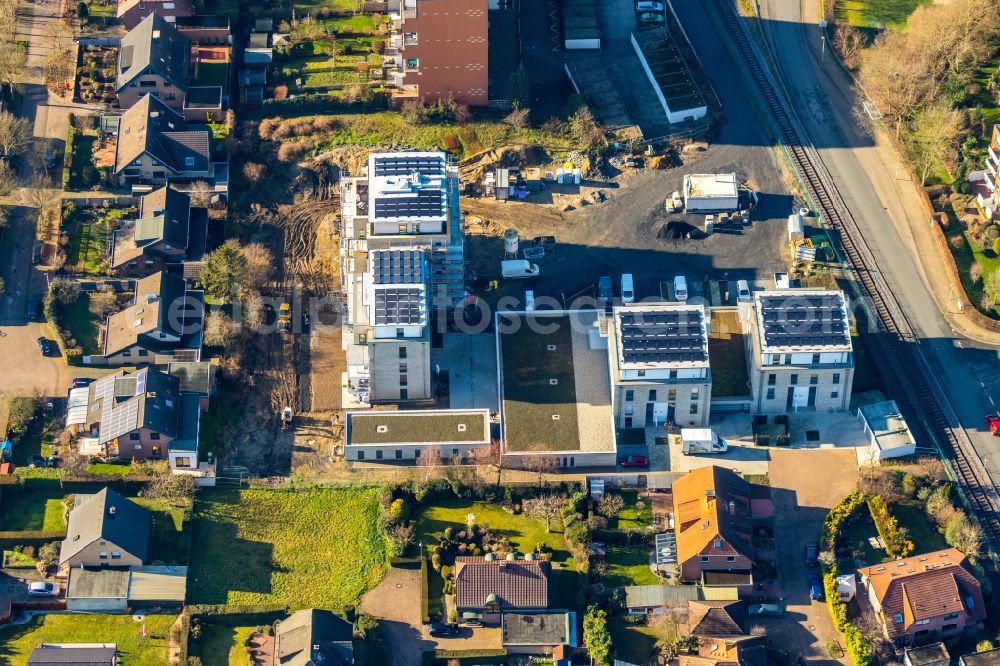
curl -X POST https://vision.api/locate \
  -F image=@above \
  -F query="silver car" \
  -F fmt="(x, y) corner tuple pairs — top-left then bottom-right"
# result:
(636, 1), (665, 12)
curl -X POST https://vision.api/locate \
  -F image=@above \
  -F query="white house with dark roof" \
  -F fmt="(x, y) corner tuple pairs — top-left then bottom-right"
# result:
(746, 289), (854, 413)
(109, 187), (193, 275)
(116, 14), (191, 112)
(608, 304), (712, 428)
(60, 488), (151, 568)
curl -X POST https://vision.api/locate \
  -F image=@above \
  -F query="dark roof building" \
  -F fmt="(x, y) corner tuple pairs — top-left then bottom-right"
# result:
(117, 14), (191, 93)
(687, 600), (746, 636)
(111, 187), (192, 269)
(27, 645), (117, 666)
(113, 95), (211, 176)
(501, 611), (577, 651)
(102, 271), (202, 359)
(903, 643), (950, 666)
(274, 609), (354, 666)
(85, 368), (181, 445)
(960, 648), (1000, 666)
(454, 556), (550, 612)
(60, 488), (151, 567)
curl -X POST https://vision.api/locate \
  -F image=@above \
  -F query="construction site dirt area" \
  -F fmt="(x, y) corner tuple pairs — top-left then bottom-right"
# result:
(464, 141), (795, 308)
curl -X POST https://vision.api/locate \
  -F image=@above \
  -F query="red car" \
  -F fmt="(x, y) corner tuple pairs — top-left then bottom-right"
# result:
(620, 455), (649, 468)
(986, 414), (1000, 436)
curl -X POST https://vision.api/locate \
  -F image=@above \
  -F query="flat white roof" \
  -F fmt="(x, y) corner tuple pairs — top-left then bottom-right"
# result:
(684, 173), (738, 199)
(754, 288), (852, 353)
(368, 152), (449, 223)
(613, 304), (709, 369)
(858, 400), (915, 451)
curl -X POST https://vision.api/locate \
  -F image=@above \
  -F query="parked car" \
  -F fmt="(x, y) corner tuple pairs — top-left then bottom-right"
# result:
(635, 1), (665, 11)
(986, 414), (1000, 436)
(36, 337), (53, 356)
(27, 581), (59, 597)
(32, 240), (43, 265)
(621, 273), (635, 304)
(620, 454), (649, 468)
(748, 603), (784, 617)
(736, 279), (752, 302)
(804, 543), (818, 567)
(808, 574), (824, 601)
(429, 622), (459, 637)
(638, 11), (665, 23)
(72, 377), (94, 388)
(26, 297), (41, 320)
(673, 275), (688, 301)
(598, 276), (613, 305)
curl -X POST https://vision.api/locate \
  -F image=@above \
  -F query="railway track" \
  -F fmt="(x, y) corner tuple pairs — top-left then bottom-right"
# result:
(711, 1), (1000, 549)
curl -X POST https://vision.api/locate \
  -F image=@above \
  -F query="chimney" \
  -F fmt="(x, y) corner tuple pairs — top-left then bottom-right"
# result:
(728, 501), (735, 516)
(109, 506), (117, 517)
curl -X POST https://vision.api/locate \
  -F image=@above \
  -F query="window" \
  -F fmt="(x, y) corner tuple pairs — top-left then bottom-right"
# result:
(140, 80), (157, 87)
(692, 388), (699, 398)
(400, 388), (408, 400)
(413, 223), (420, 233)
(150, 432), (160, 440)
(111, 552), (121, 559)
(398, 223), (407, 234)
(130, 432), (140, 441)
(648, 390), (657, 402)
(376, 450), (383, 460)
(943, 623), (958, 632)
(764, 388), (774, 400)
(357, 451), (365, 461)
(184, 156), (195, 167)
(700, 556), (710, 563)
(893, 614), (903, 624)
(669, 369), (677, 380)
(395, 450), (402, 459)
(399, 362), (407, 372)
(137, 349), (148, 357)
(726, 556), (736, 562)
(637, 369), (646, 377)
(943, 612), (960, 621)
(914, 619), (930, 626)
(812, 353), (821, 364)
(399, 347), (407, 359)
(782, 354), (791, 365)
(414, 449), (421, 459)
(99, 552), (108, 559)
(810, 374), (818, 385)
(668, 389), (676, 401)
(452, 449), (459, 457)
(399, 375), (408, 387)
(134, 444), (143, 450)
(689, 402), (698, 415)
(831, 391), (839, 399)
(406, 58), (419, 68)
(833, 373), (841, 385)
(767, 373), (776, 385)
(624, 417), (633, 428)
(164, 92), (175, 100)
(175, 457), (192, 467)
(396, 328), (404, 338)
(625, 389), (634, 402)
(714, 539), (722, 549)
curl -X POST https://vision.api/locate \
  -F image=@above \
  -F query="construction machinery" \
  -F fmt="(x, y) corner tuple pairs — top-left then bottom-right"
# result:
(278, 303), (291, 332)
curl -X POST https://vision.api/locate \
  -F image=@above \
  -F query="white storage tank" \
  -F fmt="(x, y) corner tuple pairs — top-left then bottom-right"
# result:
(572, 167), (582, 184)
(504, 228), (519, 257)
(787, 212), (804, 241)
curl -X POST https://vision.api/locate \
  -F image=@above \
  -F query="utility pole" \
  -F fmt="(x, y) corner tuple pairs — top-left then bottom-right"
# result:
(818, 19), (827, 65)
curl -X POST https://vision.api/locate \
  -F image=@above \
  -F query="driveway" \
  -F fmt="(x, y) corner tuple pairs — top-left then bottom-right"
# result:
(763, 449), (858, 664)
(361, 565), (432, 666)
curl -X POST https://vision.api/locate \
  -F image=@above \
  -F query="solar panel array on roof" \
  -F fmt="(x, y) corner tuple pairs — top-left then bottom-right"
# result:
(759, 293), (848, 348)
(373, 154), (445, 177)
(619, 309), (707, 364)
(372, 249), (423, 285)
(373, 189), (443, 219)
(374, 287), (423, 325)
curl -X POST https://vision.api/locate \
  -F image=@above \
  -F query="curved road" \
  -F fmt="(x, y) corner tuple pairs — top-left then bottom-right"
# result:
(669, 0), (1000, 489)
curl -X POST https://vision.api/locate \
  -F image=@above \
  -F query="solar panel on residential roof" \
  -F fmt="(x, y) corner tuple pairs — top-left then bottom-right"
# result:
(372, 249), (423, 285)
(758, 293), (849, 347)
(373, 155), (445, 177)
(618, 309), (707, 364)
(373, 189), (443, 219)
(374, 287), (423, 325)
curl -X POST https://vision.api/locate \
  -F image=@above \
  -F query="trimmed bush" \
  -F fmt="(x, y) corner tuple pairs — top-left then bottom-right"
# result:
(867, 495), (914, 557)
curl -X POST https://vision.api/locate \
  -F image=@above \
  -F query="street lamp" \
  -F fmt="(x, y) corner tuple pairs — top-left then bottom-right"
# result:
(818, 19), (828, 65)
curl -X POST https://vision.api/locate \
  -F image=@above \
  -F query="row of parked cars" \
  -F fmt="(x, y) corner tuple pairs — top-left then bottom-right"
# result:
(636, 0), (665, 24)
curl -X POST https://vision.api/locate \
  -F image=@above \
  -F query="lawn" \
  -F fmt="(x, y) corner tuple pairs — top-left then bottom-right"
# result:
(708, 310), (750, 397)
(66, 221), (109, 275)
(0, 478), (66, 532)
(315, 112), (575, 159)
(60, 295), (102, 355)
(194, 61), (229, 87)
(833, 0), (931, 29)
(617, 490), (653, 531)
(603, 546), (659, 588)
(187, 487), (389, 608)
(193, 612), (284, 666)
(415, 499), (571, 561)
(133, 498), (189, 565)
(67, 134), (97, 190)
(608, 616), (662, 665)
(0, 614), (176, 666)
(295, 0), (359, 12)
(893, 501), (947, 552)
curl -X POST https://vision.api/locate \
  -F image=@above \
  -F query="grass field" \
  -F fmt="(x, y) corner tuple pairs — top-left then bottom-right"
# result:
(0, 614), (175, 666)
(295, 0), (358, 12)
(60, 296), (102, 355)
(604, 546), (659, 587)
(193, 612), (284, 666)
(608, 616), (661, 665)
(616, 490), (653, 531)
(187, 487), (388, 608)
(833, 0), (930, 29)
(0, 478), (66, 531)
(841, 500), (944, 565)
(133, 498), (189, 565)
(67, 133), (97, 191)
(500, 314), (580, 452)
(66, 221), (109, 274)
(194, 61), (229, 87)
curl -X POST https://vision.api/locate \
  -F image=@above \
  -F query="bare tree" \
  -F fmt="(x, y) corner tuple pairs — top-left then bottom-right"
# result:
(952, 521), (984, 557)
(468, 440), (503, 486)
(142, 471), (196, 507)
(0, 32), (26, 96)
(905, 102), (963, 185)
(854, 611), (891, 656)
(418, 446), (443, 479)
(598, 493), (625, 518)
(388, 523), (415, 556)
(522, 493), (563, 532)
(503, 107), (530, 129)
(203, 310), (238, 348)
(0, 160), (16, 197)
(187, 180), (214, 208)
(50, 277), (81, 304)
(523, 454), (559, 485)
(240, 291), (265, 331)
(241, 242), (274, 291)
(242, 161), (266, 185)
(88, 284), (118, 319)
(0, 110), (31, 158)
(22, 174), (59, 210)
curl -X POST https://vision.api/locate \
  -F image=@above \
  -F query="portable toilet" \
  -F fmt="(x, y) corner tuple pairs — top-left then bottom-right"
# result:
(787, 212), (805, 241)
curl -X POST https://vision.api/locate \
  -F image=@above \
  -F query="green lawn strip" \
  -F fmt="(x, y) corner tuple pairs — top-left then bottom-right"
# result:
(66, 220), (109, 274)
(892, 501), (947, 552)
(194, 61), (229, 87)
(328, 14), (377, 33)
(415, 499), (570, 563)
(616, 490), (652, 531)
(3, 549), (36, 567)
(193, 613), (283, 666)
(603, 546), (659, 588)
(60, 295), (102, 355)
(132, 498), (189, 566)
(833, 0), (931, 29)
(608, 616), (661, 665)
(295, 0), (358, 12)
(553, 562), (581, 610)
(187, 487), (388, 608)
(0, 478), (66, 531)
(68, 134), (97, 190)
(84, 0), (116, 18)
(0, 614), (175, 666)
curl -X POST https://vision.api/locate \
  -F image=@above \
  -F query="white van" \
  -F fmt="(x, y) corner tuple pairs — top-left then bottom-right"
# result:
(621, 274), (635, 304)
(673, 275), (688, 301)
(736, 279), (751, 302)
(680, 428), (729, 455)
(501, 260), (540, 279)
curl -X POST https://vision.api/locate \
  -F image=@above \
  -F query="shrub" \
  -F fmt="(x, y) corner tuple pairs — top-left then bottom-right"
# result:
(867, 495), (913, 557)
(387, 498), (409, 525)
(821, 490), (865, 549)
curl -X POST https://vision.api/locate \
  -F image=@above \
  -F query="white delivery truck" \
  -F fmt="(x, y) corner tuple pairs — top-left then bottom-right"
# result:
(680, 428), (729, 455)
(502, 260), (540, 279)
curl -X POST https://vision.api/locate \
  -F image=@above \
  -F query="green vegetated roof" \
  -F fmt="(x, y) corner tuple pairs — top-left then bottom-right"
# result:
(500, 313), (580, 452)
(347, 411), (488, 445)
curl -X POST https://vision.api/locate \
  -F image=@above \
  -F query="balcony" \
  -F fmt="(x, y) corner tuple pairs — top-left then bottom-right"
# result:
(988, 145), (999, 171)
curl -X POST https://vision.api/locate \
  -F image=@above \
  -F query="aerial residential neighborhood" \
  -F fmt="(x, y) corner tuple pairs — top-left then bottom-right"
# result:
(0, 0), (999, 664)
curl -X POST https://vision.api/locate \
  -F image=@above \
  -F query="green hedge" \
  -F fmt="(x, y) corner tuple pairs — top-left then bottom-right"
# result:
(434, 649), (508, 658)
(821, 489), (864, 550)
(822, 492), (874, 666)
(63, 117), (76, 189)
(0, 530), (67, 549)
(867, 495), (914, 557)
(42, 294), (82, 366)
(186, 604), (288, 616)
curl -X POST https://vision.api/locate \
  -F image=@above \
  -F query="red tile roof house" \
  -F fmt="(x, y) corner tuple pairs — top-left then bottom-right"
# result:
(673, 466), (759, 596)
(857, 548), (987, 647)
(454, 555), (550, 626)
(117, 0), (195, 30)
